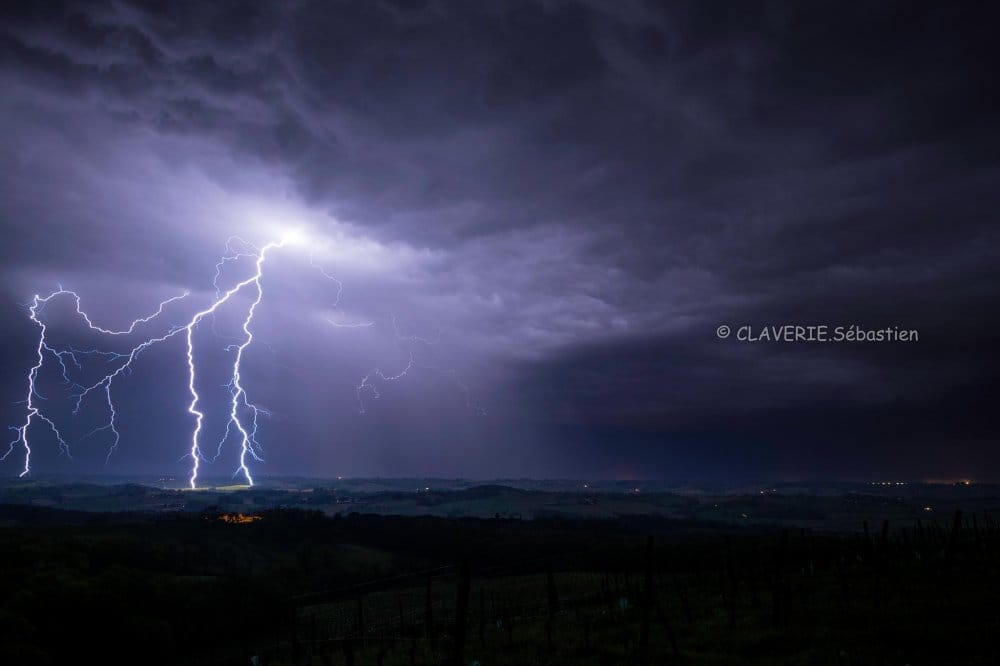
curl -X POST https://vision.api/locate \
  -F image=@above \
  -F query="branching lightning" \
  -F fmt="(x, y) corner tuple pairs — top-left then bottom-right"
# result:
(3, 289), (188, 476)
(356, 316), (485, 416)
(181, 240), (287, 488)
(210, 239), (281, 487)
(309, 254), (481, 413)
(311, 254), (375, 326)
(8, 239), (281, 487)
(7, 234), (483, 486)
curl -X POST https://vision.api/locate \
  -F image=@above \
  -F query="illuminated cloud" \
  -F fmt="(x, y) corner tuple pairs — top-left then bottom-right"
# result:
(1, 1), (997, 480)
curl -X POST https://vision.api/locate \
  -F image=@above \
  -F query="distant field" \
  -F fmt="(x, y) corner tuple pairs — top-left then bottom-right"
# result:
(0, 478), (996, 533)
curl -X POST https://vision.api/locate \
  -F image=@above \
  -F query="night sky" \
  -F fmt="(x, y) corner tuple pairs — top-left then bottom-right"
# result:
(1, 1), (998, 482)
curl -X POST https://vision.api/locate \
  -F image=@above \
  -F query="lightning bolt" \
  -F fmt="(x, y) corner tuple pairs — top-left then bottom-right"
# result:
(355, 316), (485, 416)
(13, 239), (283, 488)
(8, 233), (484, 486)
(3, 289), (188, 475)
(325, 318), (375, 329)
(208, 238), (282, 487)
(310, 253), (345, 310)
(310, 253), (482, 414)
(169, 238), (283, 488)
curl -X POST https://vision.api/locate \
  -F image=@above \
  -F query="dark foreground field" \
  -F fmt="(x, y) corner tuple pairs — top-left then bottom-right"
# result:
(1, 490), (999, 665)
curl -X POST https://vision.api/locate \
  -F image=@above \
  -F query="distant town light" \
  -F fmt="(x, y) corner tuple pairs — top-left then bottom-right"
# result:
(216, 513), (262, 524)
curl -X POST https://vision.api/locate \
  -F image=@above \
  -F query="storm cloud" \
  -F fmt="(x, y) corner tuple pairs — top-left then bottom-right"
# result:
(1, 0), (998, 481)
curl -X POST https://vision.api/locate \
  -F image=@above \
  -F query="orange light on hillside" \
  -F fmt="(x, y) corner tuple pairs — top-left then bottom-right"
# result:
(217, 513), (262, 524)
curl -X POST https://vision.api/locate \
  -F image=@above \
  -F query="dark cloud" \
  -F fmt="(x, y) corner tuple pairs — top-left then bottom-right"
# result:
(0, 0), (997, 481)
